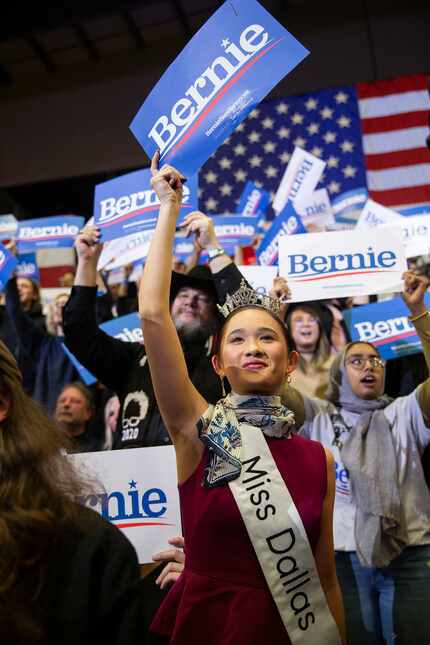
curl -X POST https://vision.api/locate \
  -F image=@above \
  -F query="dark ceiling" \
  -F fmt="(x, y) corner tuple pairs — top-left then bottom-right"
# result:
(0, 0), (428, 218)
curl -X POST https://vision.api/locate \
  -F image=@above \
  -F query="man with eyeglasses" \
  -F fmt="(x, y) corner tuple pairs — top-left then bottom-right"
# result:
(286, 270), (430, 645)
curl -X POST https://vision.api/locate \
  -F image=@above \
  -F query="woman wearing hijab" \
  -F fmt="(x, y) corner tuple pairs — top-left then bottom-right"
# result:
(288, 270), (430, 645)
(139, 154), (346, 645)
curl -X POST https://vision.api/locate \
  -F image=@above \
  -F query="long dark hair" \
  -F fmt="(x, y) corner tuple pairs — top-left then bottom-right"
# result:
(286, 304), (331, 373)
(0, 341), (88, 642)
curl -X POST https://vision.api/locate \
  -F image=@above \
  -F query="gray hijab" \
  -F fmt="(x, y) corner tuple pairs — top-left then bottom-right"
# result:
(327, 343), (408, 568)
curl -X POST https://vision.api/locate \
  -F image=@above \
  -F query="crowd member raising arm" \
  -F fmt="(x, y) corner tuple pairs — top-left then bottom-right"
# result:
(285, 270), (430, 645)
(139, 152), (346, 645)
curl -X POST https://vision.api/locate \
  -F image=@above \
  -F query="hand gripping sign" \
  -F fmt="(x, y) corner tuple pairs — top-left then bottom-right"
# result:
(94, 168), (198, 243)
(129, 0), (309, 175)
(278, 227), (407, 302)
(17, 216), (84, 253)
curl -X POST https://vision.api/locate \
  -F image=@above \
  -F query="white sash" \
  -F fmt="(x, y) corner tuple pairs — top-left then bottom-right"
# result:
(229, 424), (341, 645)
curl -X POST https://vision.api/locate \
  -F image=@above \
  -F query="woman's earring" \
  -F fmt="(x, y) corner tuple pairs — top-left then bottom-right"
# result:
(285, 373), (292, 386)
(220, 376), (226, 398)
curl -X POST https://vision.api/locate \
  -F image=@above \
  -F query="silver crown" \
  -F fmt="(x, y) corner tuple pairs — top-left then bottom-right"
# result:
(217, 279), (282, 319)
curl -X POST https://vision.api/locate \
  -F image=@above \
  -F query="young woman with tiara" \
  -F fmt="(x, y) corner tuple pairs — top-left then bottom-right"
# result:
(139, 153), (346, 645)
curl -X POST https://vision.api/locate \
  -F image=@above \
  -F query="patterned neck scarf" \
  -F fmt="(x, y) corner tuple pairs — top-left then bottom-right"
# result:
(197, 392), (295, 488)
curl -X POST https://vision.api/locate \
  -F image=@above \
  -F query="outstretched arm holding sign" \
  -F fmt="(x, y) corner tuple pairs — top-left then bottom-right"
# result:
(139, 153), (207, 484)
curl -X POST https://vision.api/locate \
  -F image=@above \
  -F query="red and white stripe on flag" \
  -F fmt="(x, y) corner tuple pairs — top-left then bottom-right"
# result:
(357, 73), (430, 208)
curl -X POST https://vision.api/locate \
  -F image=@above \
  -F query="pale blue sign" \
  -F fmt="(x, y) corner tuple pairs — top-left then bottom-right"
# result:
(17, 215), (84, 252)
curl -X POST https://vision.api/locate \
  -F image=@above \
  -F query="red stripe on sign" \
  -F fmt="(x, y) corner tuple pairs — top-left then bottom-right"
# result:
(357, 74), (429, 99)
(166, 37), (284, 159)
(360, 110), (429, 134)
(115, 521), (175, 529)
(365, 147), (430, 171)
(369, 184), (430, 208)
(372, 329), (418, 346)
(293, 269), (397, 283)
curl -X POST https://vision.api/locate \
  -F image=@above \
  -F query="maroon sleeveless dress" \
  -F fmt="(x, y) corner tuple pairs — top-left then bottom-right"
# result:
(151, 433), (327, 644)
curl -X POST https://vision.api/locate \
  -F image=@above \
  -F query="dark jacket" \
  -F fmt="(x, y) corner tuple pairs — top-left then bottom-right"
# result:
(6, 277), (78, 409)
(63, 263), (244, 449)
(40, 506), (144, 645)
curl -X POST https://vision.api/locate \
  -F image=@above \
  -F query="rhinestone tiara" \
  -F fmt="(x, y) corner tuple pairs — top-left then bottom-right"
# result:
(217, 279), (282, 319)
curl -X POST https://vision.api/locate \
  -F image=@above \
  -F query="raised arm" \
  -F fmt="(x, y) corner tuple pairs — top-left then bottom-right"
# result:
(139, 154), (207, 481)
(5, 277), (45, 357)
(402, 270), (430, 421)
(179, 211), (250, 303)
(63, 226), (139, 392)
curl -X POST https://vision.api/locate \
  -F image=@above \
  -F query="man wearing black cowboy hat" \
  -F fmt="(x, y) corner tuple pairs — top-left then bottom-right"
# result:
(63, 219), (238, 450)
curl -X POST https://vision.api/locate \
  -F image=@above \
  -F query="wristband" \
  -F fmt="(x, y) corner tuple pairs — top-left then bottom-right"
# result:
(408, 310), (430, 322)
(208, 247), (225, 261)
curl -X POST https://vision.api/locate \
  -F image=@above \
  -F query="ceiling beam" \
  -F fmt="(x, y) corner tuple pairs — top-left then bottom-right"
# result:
(74, 23), (101, 62)
(0, 64), (13, 86)
(26, 34), (56, 72)
(122, 8), (146, 49)
(170, 0), (192, 38)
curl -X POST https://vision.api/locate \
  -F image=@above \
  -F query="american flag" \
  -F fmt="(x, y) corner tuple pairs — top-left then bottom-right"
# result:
(199, 73), (430, 217)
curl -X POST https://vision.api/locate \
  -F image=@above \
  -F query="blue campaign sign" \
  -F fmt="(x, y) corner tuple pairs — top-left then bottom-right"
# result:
(236, 181), (270, 218)
(61, 343), (98, 386)
(257, 202), (307, 266)
(212, 215), (258, 252)
(130, 0), (309, 176)
(332, 187), (368, 227)
(16, 253), (40, 282)
(0, 243), (18, 291)
(17, 215), (84, 252)
(93, 168), (198, 242)
(0, 214), (18, 241)
(343, 294), (430, 360)
(100, 312), (143, 343)
(173, 236), (194, 261)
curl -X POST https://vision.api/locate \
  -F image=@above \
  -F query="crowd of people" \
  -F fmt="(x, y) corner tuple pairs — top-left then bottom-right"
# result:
(1, 154), (430, 644)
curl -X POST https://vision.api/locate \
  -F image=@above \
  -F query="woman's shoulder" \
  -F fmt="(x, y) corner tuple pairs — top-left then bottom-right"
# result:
(66, 504), (139, 564)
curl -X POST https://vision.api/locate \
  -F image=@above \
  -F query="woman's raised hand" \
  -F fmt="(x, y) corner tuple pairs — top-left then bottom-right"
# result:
(402, 270), (430, 317)
(269, 276), (291, 321)
(74, 224), (102, 264)
(150, 150), (186, 209)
